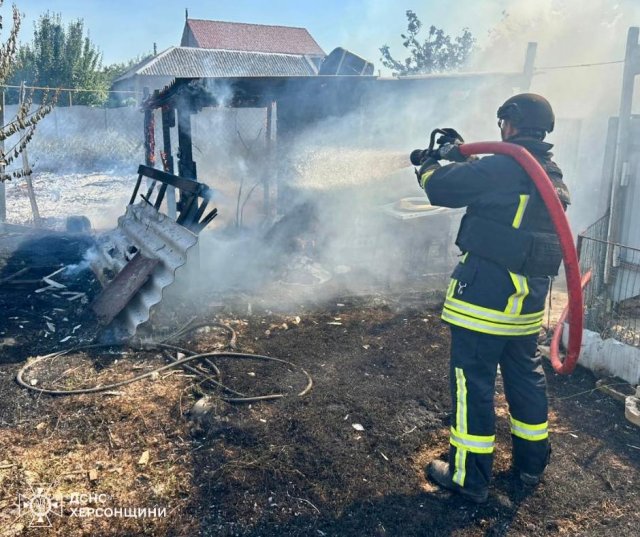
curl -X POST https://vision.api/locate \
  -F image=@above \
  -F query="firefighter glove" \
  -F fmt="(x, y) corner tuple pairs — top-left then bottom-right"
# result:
(438, 143), (467, 162)
(416, 158), (440, 189)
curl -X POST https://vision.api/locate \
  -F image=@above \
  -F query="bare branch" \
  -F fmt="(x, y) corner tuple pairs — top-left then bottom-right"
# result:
(0, 4), (58, 183)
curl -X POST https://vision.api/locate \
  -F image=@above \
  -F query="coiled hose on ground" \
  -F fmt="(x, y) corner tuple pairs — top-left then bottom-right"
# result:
(16, 322), (313, 402)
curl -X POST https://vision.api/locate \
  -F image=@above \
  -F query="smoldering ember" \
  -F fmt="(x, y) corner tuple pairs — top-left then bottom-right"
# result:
(0, 2), (639, 536)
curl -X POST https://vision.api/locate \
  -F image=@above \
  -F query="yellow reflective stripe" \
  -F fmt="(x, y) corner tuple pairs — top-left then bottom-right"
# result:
(454, 450), (467, 486)
(420, 169), (436, 188)
(446, 254), (467, 299)
(450, 427), (495, 454)
(455, 368), (467, 434)
(452, 428), (496, 444)
(443, 308), (542, 335)
(510, 417), (549, 441)
(511, 428), (548, 441)
(450, 437), (494, 455)
(447, 278), (457, 298)
(453, 368), (467, 486)
(512, 194), (530, 229)
(445, 297), (544, 325)
(510, 417), (548, 431)
(442, 308), (542, 336)
(505, 272), (529, 316)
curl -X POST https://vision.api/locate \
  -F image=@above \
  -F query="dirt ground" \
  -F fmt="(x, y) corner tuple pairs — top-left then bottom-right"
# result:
(0, 289), (639, 537)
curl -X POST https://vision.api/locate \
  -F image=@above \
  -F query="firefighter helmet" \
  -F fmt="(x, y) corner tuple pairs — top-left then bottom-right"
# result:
(497, 93), (555, 133)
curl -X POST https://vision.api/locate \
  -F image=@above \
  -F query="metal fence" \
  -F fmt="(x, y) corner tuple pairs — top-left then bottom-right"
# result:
(0, 85), (146, 178)
(578, 214), (640, 347)
(1, 91), (276, 225)
(9, 96), (269, 177)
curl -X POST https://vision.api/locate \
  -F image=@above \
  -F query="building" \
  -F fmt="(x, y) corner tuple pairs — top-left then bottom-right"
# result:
(180, 18), (325, 59)
(112, 18), (326, 100)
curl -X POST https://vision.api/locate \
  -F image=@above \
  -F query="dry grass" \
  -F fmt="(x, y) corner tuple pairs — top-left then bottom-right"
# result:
(0, 353), (199, 536)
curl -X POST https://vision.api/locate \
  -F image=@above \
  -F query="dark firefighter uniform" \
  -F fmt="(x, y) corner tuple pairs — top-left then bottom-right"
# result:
(421, 137), (570, 494)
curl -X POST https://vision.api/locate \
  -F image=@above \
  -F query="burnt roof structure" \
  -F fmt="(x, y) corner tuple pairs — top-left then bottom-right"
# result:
(181, 18), (325, 57)
(139, 42), (538, 219)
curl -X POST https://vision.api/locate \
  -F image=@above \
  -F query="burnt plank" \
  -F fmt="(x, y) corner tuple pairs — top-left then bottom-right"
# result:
(91, 253), (160, 325)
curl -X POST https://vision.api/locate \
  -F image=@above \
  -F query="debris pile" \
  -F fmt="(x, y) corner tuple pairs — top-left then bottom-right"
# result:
(0, 230), (100, 360)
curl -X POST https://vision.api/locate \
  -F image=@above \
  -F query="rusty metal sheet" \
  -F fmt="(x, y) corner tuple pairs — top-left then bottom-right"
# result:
(91, 253), (159, 325)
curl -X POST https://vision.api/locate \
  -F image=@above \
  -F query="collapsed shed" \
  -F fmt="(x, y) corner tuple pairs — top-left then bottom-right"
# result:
(139, 48), (536, 217)
(89, 46), (537, 340)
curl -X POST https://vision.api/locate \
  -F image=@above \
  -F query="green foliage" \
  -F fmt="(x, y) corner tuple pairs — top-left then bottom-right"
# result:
(380, 10), (475, 76)
(8, 12), (146, 106)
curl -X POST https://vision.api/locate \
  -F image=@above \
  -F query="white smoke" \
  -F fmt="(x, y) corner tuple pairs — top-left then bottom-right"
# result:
(188, 1), (640, 300)
(471, 0), (640, 118)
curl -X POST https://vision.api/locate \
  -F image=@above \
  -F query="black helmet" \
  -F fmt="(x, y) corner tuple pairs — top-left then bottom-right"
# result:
(497, 93), (555, 133)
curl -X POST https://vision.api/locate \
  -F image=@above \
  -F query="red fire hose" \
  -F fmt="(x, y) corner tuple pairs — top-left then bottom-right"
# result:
(549, 270), (592, 372)
(458, 142), (583, 374)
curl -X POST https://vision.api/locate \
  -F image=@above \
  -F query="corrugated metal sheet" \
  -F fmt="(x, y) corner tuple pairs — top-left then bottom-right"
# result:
(184, 19), (325, 56)
(116, 47), (317, 82)
(90, 203), (199, 341)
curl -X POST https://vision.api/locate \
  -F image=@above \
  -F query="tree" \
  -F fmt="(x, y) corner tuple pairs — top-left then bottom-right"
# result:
(0, 1), (56, 182)
(10, 12), (104, 105)
(380, 10), (475, 76)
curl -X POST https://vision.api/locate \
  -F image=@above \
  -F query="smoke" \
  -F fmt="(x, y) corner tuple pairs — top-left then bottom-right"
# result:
(190, 80), (469, 302)
(471, 0), (640, 117)
(465, 0), (640, 233)
(63, 248), (96, 276)
(1, 2), (633, 332)
(179, 2), (640, 304)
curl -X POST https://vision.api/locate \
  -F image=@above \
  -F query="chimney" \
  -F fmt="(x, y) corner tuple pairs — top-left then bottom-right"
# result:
(185, 8), (189, 21)
(153, 42), (157, 55)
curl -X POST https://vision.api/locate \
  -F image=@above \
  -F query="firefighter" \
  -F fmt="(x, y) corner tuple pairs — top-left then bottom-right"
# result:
(416, 94), (570, 503)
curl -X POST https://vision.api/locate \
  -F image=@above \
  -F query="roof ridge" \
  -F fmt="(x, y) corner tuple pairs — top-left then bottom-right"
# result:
(177, 45), (309, 57)
(186, 18), (310, 32)
(113, 46), (177, 83)
(137, 46), (175, 71)
(112, 46), (318, 83)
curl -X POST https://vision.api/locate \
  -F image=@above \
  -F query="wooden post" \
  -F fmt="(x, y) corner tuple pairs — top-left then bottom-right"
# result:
(0, 89), (5, 223)
(264, 100), (277, 218)
(142, 87), (156, 193)
(177, 102), (196, 179)
(176, 95), (197, 224)
(20, 82), (41, 227)
(161, 105), (177, 218)
(143, 89), (156, 168)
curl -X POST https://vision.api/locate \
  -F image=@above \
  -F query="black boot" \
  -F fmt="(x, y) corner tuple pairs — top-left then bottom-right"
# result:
(427, 460), (488, 504)
(517, 445), (550, 486)
(519, 471), (542, 486)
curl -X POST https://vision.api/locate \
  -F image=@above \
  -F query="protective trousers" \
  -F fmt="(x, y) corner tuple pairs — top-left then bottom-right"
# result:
(448, 326), (550, 492)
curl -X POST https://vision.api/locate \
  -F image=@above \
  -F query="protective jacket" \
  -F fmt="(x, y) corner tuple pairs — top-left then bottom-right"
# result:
(424, 138), (570, 337)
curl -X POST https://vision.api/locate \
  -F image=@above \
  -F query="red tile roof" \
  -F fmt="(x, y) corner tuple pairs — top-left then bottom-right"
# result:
(182, 19), (325, 56)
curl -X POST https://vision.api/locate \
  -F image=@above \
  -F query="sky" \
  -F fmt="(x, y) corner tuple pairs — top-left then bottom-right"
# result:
(15, 0), (509, 68)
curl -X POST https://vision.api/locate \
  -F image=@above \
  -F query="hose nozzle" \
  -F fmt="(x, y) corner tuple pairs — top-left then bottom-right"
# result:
(410, 149), (428, 166)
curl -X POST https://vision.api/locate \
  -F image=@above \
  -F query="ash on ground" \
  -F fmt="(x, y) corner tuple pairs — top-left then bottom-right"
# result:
(0, 230), (102, 361)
